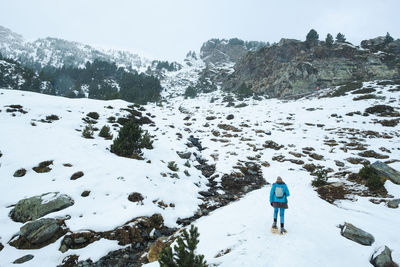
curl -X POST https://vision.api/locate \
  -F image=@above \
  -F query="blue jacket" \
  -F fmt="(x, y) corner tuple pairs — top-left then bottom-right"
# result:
(270, 183), (290, 203)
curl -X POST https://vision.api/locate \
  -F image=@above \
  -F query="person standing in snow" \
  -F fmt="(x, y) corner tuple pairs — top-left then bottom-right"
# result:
(270, 176), (290, 234)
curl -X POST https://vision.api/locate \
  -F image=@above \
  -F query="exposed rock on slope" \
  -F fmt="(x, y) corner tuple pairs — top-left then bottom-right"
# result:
(223, 38), (400, 97)
(10, 192), (74, 223)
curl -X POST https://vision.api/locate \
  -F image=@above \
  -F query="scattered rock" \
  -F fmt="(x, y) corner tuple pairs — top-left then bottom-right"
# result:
(346, 157), (370, 165)
(217, 123), (242, 132)
(309, 153), (324, 160)
(176, 151), (191, 159)
(226, 114), (234, 120)
(378, 118), (400, 127)
(128, 192), (144, 203)
(59, 231), (100, 253)
(370, 246), (399, 267)
(371, 161), (400, 184)
(187, 135), (204, 151)
(335, 160), (345, 167)
(339, 222), (375, 246)
(195, 164), (216, 178)
(388, 199), (400, 209)
(81, 191), (90, 197)
(13, 254), (34, 264)
(263, 140), (283, 150)
(70, 171), (84, 180)
(10, 192), (74, 223)
(13, 168), (27, 177)
(205, 116), (216, 120)
(365, 105), (399, 117)
(32, 160), (53, 173)
(9, 218), (67, 249)
(63, 163), (73, 167)
(0, 241), (3, 251)
(358, 150), (389, 159)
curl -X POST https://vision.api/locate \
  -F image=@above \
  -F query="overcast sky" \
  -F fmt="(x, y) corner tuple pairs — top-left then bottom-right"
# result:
(0, 0), (399, 61)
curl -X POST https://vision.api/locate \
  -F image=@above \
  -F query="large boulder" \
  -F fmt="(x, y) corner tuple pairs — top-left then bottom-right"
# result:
(388, 199), (400, 209)
(370, 246), (399, 267)
(9, 218), (67, 249)
(339, 222), (375, 246)
(10, 192), (74, 223)
(371, 161), (400, 185)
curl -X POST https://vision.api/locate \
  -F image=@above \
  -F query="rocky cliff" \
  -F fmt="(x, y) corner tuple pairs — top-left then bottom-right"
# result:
(223, 38), (400, 97)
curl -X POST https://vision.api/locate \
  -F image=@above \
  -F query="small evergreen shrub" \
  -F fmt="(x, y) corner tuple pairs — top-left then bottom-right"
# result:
(158, 225), (207, 267)
(86, 112), (100, 120)
(99, 125), (113, 139)
(46, 114), (59, 121)
(168, 161), (179, 172)
(110, 121), (153, 158)
(329, 81), (363, 97)
(82, 124), (94, 139)
(358, 164), (384, 191)
(311, 169), (328, 187)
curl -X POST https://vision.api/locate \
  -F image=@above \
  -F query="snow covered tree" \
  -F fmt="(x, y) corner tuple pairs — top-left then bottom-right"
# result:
(306, 29), (319, 47)
(335, 32), (346, 43)
(325, 33), (334, 47)
(158, 225), (207, 267)
(110, 121), (153, 158)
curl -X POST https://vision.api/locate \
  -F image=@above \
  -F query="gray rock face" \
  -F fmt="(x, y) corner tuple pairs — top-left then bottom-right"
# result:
(223, 39), (400, 97)
(9, 218), (66, 249)
(370, 246), (399, 267)
(176, 151), (191, 159)
(371, 161), (400, 184)
(339, 222), (375, 246)
(200, 38), (265, 65)
(10, 192), (74, 223)
(13, 254), (34, 264)
(388, 199), (400, 209)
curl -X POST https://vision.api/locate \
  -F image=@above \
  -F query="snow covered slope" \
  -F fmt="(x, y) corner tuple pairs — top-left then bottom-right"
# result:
(0, 25), (149, 70)
(0, 80), (399, 266)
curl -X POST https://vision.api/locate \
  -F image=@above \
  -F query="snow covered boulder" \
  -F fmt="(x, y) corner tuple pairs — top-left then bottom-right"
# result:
(10, 192), (74, 223)
(9, 218), (67, 249)
(371, 161), (400, 185)
(339, 222), (375, 246)
(370, 246), (399, 267)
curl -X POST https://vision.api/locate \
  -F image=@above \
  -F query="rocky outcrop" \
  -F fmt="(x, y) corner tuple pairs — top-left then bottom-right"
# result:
(200, 38), (265, 65)
(339, 222), (375, 246)
(370, 246), (399, 267)
(223, 39), (400, 97)
(9, 218), (67, 249)
(10, 192), (74, 223)
(371, 161), (400, 184)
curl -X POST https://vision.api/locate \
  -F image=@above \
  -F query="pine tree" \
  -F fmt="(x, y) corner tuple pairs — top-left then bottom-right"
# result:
(335, 32), (346, 43)
(306, 29), (319, 47)
(82, 124), (94, 139)
(158, 225), (207, 267)
(325, 33), (334, 47)
(110, 121), (153, 157)
(99, 125), (112, 139)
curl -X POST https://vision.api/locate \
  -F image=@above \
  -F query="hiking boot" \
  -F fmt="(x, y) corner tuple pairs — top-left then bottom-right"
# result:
(280, 227), (287, 234)
(272, 221), (277, 229)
